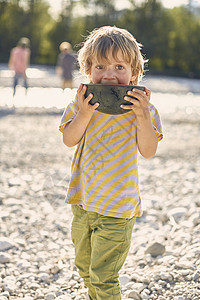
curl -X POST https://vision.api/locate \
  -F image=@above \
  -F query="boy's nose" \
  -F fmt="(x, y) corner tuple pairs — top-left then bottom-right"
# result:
(103, 69), (115, 78)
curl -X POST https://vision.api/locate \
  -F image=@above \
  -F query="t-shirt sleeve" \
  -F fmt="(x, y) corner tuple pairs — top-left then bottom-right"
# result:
(59, 97), (79, 133)
(149, 103), (163, 141)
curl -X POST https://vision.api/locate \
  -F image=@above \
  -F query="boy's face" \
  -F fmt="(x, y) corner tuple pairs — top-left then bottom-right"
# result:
(89, 50), (135, 85)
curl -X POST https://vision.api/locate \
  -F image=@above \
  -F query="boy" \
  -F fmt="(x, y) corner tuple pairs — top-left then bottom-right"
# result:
(59, 26), (163, 299)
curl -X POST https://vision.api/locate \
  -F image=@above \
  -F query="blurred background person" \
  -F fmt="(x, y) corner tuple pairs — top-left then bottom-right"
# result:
(56, 41), (77, 90)
(8, 37), (31, 96)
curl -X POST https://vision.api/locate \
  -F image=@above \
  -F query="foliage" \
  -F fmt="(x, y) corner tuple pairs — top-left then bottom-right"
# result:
(0, 0), (200, 77)
(0, 0), (55, 63)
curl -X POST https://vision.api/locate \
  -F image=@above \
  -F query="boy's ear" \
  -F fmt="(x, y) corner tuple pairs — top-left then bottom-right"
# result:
(131, 73), (137, 81)
(130, 73), (138, 84)
(88, 68), (92, 77)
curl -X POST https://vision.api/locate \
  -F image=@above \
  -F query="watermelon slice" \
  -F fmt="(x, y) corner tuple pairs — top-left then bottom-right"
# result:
(85, 84), (145, 115)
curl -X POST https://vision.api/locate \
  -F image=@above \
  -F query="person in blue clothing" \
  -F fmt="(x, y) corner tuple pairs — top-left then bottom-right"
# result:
(56, 41), (77, 90)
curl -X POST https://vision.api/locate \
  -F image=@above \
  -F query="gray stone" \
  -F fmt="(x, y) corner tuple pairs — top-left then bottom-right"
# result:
(38, 272), (50, 282)
(0, 253), (11, 263)
(0, 237), (15, 251)
(145, 242), (165, 257)
(193, 271), (199, 281)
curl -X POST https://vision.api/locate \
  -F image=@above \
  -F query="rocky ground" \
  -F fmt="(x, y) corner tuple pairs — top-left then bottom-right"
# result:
(0, 70), (200, 299)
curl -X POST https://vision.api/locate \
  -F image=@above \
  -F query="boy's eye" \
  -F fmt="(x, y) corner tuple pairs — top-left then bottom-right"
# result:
(96, 65), (104, 70)
(116, 65), (124, 70)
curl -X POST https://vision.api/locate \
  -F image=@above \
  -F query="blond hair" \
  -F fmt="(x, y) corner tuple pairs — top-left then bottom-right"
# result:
(78, 26), (146, 85)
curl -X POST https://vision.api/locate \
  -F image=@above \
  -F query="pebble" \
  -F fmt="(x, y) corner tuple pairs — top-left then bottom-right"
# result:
(0, 83), (200, 300)
(44, 293), (56, 300)
(0, 238), (15, 251)
(38, 273), (50, 282)
(168, 207), (187, 222)
(127, 290), (141, 299)
(145, 242), (165, 257)
(119, 275), (131, 286)
(0, 253), (11, 264)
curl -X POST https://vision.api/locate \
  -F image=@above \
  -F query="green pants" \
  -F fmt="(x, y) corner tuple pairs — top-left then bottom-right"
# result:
(71, 205), (136, 300)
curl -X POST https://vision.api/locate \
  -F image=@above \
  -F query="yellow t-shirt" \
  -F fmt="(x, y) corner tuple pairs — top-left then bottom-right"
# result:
(59, 97), (163, 219)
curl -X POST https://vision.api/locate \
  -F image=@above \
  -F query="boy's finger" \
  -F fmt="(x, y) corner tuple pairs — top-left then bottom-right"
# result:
(144, 86), (150, 92)
(120, 104), (133, 110)
(86, 93), (94, 102)
(93, 102), (100, 110)
(144, 87), (151, 98)
(77, 83), (83, 93)
(78, 84), (87, 98)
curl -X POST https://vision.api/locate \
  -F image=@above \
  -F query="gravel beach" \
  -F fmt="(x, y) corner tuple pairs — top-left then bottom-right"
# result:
(0, 66), (200, 299)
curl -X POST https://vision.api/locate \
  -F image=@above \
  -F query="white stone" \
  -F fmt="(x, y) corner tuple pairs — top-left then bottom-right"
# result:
(168, 207), (187, 222)
(45, 292), (56, 300)
(127, 290), (141, 299)
(119, 274), (131, 286)
(17, 259), (31, 269)
(0, 292), (9, 298)
(55, 296), (71, 300)
(3, 276), (17, 293)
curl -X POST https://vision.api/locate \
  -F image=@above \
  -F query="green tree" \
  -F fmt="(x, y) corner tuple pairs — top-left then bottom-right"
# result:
(0, 0), (200, 76)
(167, 6), (200, 76)
(120, 0), (173, 71)
(48, 0), (75, 62)
(24, 0), (54, 63)
(0, 0), (54, 63)
(0, 1), (27, 61)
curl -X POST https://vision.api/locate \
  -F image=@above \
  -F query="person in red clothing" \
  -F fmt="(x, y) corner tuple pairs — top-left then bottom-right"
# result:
(8, 37), (31, 96)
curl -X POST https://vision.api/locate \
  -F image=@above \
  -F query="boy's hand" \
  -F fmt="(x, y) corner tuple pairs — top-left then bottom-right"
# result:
(77, 84), (99, 117)
(121, 87), (151, 119)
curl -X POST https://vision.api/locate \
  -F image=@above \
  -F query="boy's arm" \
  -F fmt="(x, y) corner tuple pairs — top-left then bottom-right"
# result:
(62, 84), (99, 147)
(121, 87), (158, 158)
(63, 111), (92, 147)
(135, 113), (158, 158)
